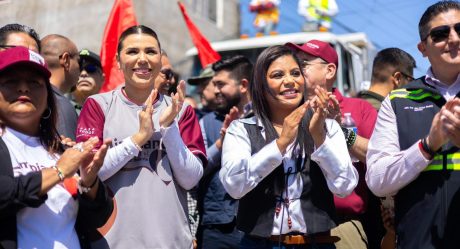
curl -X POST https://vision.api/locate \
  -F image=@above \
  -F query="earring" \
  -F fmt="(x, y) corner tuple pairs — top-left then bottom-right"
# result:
(42, 107), (51, 119)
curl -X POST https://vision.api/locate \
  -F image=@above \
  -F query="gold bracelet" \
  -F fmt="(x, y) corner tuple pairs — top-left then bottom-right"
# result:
(130, 137), (143, 151)
(52, 165), (65, 181)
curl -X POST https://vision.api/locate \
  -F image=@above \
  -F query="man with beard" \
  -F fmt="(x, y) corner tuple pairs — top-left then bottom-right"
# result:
(197, 56), (252, 249)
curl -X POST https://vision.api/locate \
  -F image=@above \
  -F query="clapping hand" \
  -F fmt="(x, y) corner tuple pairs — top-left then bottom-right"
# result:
(160, 80), (185, 128)
(131, 89), (157, 147)
(276, 102), (309, 154)
(79, 139), (112, 188)
(441, 98), (460, 147)
(56, 136), (100, 179)
(215, 106), (239, 150)
(60, 135), (76, 147)
(326, 92), (341, 123)
(309, 86), (330, 147)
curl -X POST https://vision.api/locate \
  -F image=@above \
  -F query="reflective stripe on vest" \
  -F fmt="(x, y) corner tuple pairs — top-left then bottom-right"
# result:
(389, 88), (442, 101)
(424, 153), (460, 171)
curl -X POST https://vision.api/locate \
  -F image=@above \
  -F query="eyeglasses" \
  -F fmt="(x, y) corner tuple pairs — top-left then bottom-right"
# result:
(399, 71), (415, 82)
(422, 22), (460, 42)
(302, 61), (328, 72)
(0, 45), (17, 50)
(160, 68), (174, 80)
(302, 60), (328, 67)
(80, 64), (100, 74)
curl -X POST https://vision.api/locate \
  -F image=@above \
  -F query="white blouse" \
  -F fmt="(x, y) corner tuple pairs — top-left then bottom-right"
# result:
(220, 116), (358, 235)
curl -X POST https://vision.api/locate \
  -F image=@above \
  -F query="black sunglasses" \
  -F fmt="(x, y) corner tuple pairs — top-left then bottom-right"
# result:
(160, 68), (174, 80)
(80, 64), (100, 74)
(423, 22), (460, 42)
(399, 71), (414, 82)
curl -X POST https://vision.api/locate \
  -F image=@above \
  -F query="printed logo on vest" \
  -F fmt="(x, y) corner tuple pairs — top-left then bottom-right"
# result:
(404, 104), (434, 112)
(78, 127), (96, 135)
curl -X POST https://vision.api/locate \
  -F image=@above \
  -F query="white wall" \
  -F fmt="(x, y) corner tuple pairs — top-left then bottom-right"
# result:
(0, 0), (240, 78)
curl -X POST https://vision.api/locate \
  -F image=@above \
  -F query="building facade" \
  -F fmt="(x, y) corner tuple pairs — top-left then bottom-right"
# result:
(0, 0), (240, 78)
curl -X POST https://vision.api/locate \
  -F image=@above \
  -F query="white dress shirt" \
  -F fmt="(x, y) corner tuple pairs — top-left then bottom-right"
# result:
(366, 69), (460, 197)
(220, 116), (358, 235)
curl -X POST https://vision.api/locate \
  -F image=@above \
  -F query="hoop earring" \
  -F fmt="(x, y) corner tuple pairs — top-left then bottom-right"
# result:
(42, 107), (51, 120)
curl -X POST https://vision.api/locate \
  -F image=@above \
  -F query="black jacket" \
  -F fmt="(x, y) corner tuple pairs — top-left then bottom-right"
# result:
(0, 137), (113, 249)
(390, 78), (460, 249)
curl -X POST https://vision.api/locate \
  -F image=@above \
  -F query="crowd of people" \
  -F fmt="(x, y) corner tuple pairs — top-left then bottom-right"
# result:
(0, 1), (460, 249)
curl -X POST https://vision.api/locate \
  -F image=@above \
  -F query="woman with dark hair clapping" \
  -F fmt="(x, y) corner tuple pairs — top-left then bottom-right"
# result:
(0, 46), (112, 249)
(220, 45), (358, 249)
(76, 25), (206, 248)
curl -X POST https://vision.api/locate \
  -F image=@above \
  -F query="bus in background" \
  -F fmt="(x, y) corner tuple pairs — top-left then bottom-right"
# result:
(185, 31), (375, 96)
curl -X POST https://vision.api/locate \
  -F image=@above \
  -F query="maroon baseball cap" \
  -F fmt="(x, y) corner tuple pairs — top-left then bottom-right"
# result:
(0, 46), (51, 78)
(285, 40), (338, 67)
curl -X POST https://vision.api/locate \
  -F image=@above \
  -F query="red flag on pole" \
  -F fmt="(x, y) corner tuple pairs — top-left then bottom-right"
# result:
(100, 0), (138, 93)
(178, 1), (221, 68)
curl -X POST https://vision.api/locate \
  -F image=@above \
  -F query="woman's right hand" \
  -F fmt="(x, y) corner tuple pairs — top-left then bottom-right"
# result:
(276, 102), (309, 154)
(56, 136), (100, 178)
(132, 89), (158, 147)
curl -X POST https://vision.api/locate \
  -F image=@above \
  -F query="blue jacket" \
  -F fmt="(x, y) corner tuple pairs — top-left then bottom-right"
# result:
(199, 112), (238, 225)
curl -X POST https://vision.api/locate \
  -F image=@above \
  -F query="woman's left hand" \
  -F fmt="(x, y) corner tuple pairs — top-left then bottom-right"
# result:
(309, 86), (329, 147)
(326, 92), (342, 124)
(160, 80), (185, 128)
(79, 139), (112, 188)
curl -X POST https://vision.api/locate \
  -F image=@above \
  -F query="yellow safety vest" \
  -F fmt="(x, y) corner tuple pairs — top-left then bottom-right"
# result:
(306, 0), (331, 24)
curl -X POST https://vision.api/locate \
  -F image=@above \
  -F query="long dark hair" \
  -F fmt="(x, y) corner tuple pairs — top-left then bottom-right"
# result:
(117, 25), (161, 55)
(40, 79), (63, 154)
(250, 45), (314, 158)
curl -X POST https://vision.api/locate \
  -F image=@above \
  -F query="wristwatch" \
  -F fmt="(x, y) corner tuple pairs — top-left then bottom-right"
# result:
(340, 126), (357, 148)
(78, 178), (98, 194)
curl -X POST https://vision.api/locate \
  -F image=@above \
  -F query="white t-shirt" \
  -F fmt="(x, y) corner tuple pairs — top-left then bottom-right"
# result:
(3, 127), (80, 249)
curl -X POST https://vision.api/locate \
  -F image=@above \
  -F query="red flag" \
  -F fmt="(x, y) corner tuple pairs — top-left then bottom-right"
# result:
(100, 0), (138, 93)
(178, 2), (221, 68)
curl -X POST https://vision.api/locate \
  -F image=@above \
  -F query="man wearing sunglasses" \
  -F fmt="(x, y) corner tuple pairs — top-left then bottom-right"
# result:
(358, 48), (416, 111)
(154, 50), (176, 96)
(41, 34), (80, 140)
(71, 49), (104, 115)
(367, 2), (460, 249)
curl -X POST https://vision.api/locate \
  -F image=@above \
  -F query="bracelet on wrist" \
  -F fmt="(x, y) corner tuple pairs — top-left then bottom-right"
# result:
(347, 130), (357, 148)
(52, 165), (65, 181)
(130, 136), (143, 151)
(78, 177), (98, 194)
(420, 137), (437, 159)
(341, 126), (356, 148)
